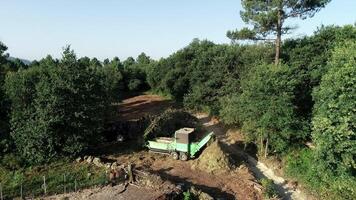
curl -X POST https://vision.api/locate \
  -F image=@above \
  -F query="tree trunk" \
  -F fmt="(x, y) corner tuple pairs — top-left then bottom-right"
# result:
(274, 8), (282, 65)
(264, 137), (269, 158)
(260, 134), (264, 156)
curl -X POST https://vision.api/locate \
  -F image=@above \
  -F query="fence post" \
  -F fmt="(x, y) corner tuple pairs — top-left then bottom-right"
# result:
(0, 182), (3, 200)
(20, 183), (23, 199)
(43, 176), (47, 195)
(74, 179), (77, 192)
(63, 174), (66, 194)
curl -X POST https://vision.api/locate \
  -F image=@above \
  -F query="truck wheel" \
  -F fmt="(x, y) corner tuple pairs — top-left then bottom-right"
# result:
(171, 152), (179, 160)
(179, 152), (188, 161)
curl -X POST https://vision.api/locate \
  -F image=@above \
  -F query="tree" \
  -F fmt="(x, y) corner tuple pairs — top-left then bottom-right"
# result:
(0, 42), (11, 157)
(220, 63), (307, 156)
(312, 41), (356, 175)
(5, 46), (110, 163)
(227, 0), (330, 65)
(282, 25), (356, 122)
(123, 57), (135, 69)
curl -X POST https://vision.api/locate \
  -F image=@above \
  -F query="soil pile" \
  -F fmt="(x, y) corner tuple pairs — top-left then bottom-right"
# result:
(191, 140), (234, 174)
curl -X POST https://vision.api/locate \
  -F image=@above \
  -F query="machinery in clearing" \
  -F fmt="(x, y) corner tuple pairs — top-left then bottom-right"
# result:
(146, 127), (214, 161)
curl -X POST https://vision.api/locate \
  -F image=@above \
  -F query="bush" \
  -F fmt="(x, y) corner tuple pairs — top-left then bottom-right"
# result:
(312, 40), (356, 175)
(285, 149), (356, 199)
(127, 78), (142, 91)
(284, 149), (324, 192)
(260, 178), (278, 199)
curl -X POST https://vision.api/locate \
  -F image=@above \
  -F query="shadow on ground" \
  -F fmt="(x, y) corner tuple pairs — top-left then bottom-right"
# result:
(148, 167), (236, 200)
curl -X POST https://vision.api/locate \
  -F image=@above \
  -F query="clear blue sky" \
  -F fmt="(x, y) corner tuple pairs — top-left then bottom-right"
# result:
(1, 0), (355, 61)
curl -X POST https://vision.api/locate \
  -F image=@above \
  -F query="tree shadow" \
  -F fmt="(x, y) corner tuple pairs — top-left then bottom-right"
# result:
(89, 140), (144, 157)
(148, 167), (236, 200)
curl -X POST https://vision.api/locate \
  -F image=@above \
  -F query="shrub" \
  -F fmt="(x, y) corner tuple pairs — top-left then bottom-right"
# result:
(127, 78), (142, 91)
(285, 149), (356, 199)
(312, 40), (356, 175)
(260, 178), (278, 199)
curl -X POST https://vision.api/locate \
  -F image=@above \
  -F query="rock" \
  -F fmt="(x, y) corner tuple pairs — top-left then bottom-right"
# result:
(190, 186), (214, 200)
(86, 156), (93, 164)
(111, 162), (118, 169)
(87, 172), (92, 178)
(105, 163), (112, 169)
(93, 157), (103, 167)
(76, 157), (83, 163)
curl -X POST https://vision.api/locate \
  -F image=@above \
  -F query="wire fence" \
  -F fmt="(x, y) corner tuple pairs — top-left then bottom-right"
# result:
(0, 172), (108, 199)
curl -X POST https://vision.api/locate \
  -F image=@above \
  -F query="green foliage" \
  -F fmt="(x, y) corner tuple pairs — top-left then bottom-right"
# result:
(229, 0), (330, 40)
(183, 190), (193, 200)
(228, 0), (330, 64)
(122, 53), (151, 92)
(4, 47), (110, 164)
(285, 149), (356, 200)
(282, 25), (356, 120)
(0, 160), (107, 199)
(148, 39), (273, 114)
(312, 41), (356, 175)
(260, 178), (278, 199)
(144, 109), (199, 141)
(99, 60), (124, 101)
(0, 41), (15, 158)
(0, 153), (23, 170)
(221, 64), (306, 153)
(285, 149), (323, 191)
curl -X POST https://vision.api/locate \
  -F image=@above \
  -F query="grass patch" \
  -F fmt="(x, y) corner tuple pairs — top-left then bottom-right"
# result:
(0, 159), (107, 199)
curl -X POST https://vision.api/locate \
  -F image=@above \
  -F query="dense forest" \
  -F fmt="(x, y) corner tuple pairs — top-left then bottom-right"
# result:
(0, 23), (355, 199)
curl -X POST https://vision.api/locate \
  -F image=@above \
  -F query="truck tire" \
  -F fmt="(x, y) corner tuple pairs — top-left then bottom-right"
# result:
(171, 152), (179, 160)
(179, 152), (188, 161)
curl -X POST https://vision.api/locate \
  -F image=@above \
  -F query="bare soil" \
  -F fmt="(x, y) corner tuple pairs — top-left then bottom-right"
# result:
(116, 94), (177, 121)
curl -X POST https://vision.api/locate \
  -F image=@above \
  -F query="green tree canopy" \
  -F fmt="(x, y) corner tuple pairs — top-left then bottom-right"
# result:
(227, 0), (331, 64)
(5, 47), (111, 164)
(220, 63), (307, 155)
(312, 41), (356, 175)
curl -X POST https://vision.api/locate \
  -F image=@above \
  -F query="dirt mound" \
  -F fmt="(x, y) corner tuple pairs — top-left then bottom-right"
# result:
(191, 141), (234, 174)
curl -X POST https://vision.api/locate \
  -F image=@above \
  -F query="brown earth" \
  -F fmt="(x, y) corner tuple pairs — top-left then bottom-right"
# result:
(116, 94), (177, 121)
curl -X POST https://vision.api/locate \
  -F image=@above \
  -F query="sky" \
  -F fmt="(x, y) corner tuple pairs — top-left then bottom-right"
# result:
(1, 0), (355, 61)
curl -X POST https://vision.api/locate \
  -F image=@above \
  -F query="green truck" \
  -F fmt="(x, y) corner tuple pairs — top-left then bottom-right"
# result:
(146, 128), (214, 161)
